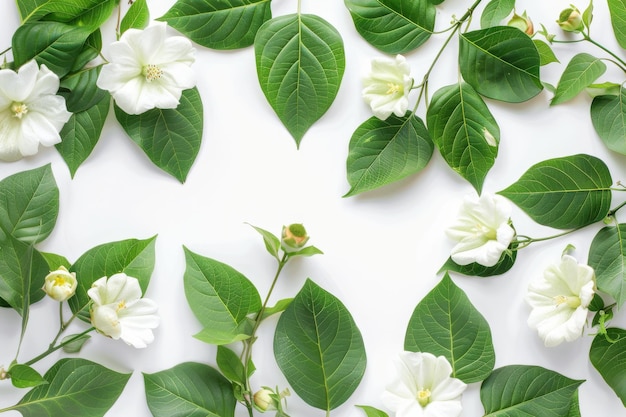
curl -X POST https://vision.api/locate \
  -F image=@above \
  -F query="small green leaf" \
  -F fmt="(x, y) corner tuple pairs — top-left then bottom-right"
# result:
(261, 298), (293, 320)
(9, 364), (47, 389)
(274, 279), (366, 411)
(356, 405), (389, 417)
(440, 244), (517, 277)
(551, 53), (606, 105)
(427, 83), (499, 194)
(608, 0), (626, 49)
(121, 0), (149, 34)
(590, 328), (626, 406)
(144, 362), (236, 417)
(255, 14), (345, 146)
(287, 245), (324, 257)
(344, 114), (433, 197)
(115, 87), (203, 183)
(247, 223), (280, 259)
(193, 326), (251, 345)
(498, 154), (612, 229)
(480, 0), (515, 28)
(405, 273), (495, 383)
(159, 0), (271, 49)
(216, 346), (246, 386)
(588, 225), (626, 306)
(534, 39), (559, 66)
(481, 365), (584, 416)
(344, 0), (436, 54)
(460, 26), (542, 103)
(591, 87), (626, 154)
(61, 333), (91, 354)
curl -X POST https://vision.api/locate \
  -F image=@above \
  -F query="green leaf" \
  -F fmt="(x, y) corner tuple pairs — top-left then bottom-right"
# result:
(480, 0), (515, 28)
(193, 325), (252, 345)
(10, 358), (130, 417)
(61, 333), (92, 354)
(288, 245), (324, 257)
(0, 164), (58, 244)
(68, 236), (157, 320)
(344, 114), (433, 197)
(9, 364), (47, 389)
(608, 0), (626, 49)
(159, 0), (271, 50)
(591, 87), (626, 154)
(534, 39), (559, 66)
(551, 53), (606, 105)
(459, 26), (542, 103)
(57, 92), (110, 178)
(440, 243), (517, 277)
(590, 328), (626, 406)
(588, 225), (626, 306)
(71, 30), (102, 73)
(498, 154), (612, 229)
(481, 365), (584, 416)
(121, 0), (149, 34)
(427, 83), (499, 194)
(17, 0), (115, 26)
(115, 87), (203, 183)
(39, 252), (70, 270)
(261, 297), (293, 319)
(183, 248), (261, 345)
(404, 273), (495, 382)
(255, 14), (345, 146)
(344, 0), (436, 54)
(274, 278), (366, 411)
(247, 223), (280, 259)
(144, 362), (236, 417)
(59, 66), (108, 113)
(216, 346), (246, 386)
(12, 22), (92, 78)
(356, 405), (389, 417)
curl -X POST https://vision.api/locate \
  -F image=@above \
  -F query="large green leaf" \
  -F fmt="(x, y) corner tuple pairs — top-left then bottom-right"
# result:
(345, 113), (433, 197)
(344, 0), (435, 54)
(404, 273), (495, 383)
(591, 87), (626, 154)
(144, 362), (236, 417)
(159, 0), (271, 49)
(551, 53), (606, 105)
(183, 248), (261, 345)
(9, 358), (130, 417)
(481, 365), (583, 416)
(57, 92), (110, 178)
(459, 26), (542, 103)
(498, 154), (612, 229)
(480, 0), (515, 28)
(59, 66), (108, 113)
(17, 0), (116, 27)
(255, 14), (345, 147)
(0, 164), (58, 244)
(115, 87), (203, 183)
(68, 236), (157, 320)
(590, 328), (626, 406)
(427, 82), (500, 194)
(12, 21), (92, 78)
(588, 225), (626, 306)
(608, 0), (626, 49)
(274, 279), (366, 411)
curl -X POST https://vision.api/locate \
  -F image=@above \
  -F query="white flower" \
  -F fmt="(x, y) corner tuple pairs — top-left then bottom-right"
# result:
(0, 60), (71, 161)
(43, 266), (77, 302)
(446, 193), (515, 267)
(382, 352), (467, 417)
(88, 273), (159, 348)
(97, 21), (196, 115)
(362, 55), (413, 120)
(526, 255), (595, 347)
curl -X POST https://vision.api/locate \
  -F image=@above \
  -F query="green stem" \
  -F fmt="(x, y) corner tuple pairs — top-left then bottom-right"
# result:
(515, 225), (588, 248)
(608, 199), (626, 217)
(583, 34), (626, 72)
(22, 327), (95, 367)
(49, 303), (84, 348)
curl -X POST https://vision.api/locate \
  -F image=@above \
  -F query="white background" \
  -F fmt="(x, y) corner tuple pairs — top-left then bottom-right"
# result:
(1, 0), (625, 416)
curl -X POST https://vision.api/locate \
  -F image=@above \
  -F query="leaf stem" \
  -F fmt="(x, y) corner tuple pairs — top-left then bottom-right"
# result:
(608, 199), (626, 217)
(22, 327), (95, 367)
(515, 224), (589, 248)
(583, 34), (626, 72)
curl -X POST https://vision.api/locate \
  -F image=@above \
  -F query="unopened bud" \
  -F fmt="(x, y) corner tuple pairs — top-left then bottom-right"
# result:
(507, 11), (534, 35)
(557, 6), (584, 32)
(281, 224), (309, 253)
(253, 388), (276, 412)
(43, 266), (77, 302)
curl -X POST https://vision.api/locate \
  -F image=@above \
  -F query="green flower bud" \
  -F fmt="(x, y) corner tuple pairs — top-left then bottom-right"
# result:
(507, 11), (534, 35)
(281, 224), (309, 253)
(557, 5), (584, 32)
(43, 266), (77, 302)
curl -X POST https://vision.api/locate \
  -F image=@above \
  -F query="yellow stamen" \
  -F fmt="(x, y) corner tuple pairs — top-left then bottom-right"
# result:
(11, 102), (28, 119)
(386, 83), (401, 95)
(417, 388), (431, 407)
(553, 295), (581, 309)
(143, 64), (163, 82)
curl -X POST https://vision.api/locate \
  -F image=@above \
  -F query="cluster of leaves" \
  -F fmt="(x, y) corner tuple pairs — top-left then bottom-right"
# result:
(0, 165), (158, 416)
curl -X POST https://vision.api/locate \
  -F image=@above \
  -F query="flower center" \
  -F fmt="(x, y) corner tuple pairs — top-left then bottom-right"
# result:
(417, 388), (431, 407)
(117, 300), (127, 311)
(143, 64), (163, 82)
(53, 276), (69, 287)
(386, 82), (401, 95)
(11, 102), (28, 119)
(553, 295), (581, 309)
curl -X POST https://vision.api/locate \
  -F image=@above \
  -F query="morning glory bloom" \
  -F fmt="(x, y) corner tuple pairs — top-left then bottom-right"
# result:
(362, 54), (413, 120)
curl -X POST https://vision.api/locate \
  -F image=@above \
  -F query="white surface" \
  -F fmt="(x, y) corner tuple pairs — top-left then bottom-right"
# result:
(1, 0), (625, 416)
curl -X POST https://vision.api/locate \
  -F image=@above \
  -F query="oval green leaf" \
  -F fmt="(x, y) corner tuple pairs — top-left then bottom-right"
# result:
(9, 364), (47, 389)
(440, 243), (517, 277)
(115, 87), (203, 183)
(345, 113), (433, 197)
(18, 0), (116, 27)
(608, 0), (626, 49)
(459, 26), (542, 103)
(590, 328), (626, 406)
(551, 53), (606, 105)
(480, 0), (515, 28)
(159, 0), (271, 50)
(404, 273), (495, 383)
(534, 39), (559, 66)
(144, 362), (236, 417)
(588, 225), (626, 306)
(121, 0), (149, 34)
(481, 365), (583, 416)
(591, 87), (626, 154)
(274, 278), (366, 411)
(255, 14), (345, 147)
(344, 0), (435, 54)
(427, 82), (500, 194)
(498, 154), (612, 229)
(356, 405), (389, 417)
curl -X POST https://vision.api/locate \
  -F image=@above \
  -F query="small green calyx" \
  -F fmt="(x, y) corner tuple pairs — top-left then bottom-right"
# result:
(281, 224), (310, 253)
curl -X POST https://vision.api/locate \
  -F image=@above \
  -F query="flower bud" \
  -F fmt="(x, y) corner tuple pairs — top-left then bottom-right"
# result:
(253, 388), (276, 412)
(43, 266), (77, 302)
(557, 6), (584, 32)
(507, 11), (534, 35)
(281, 224), (309, 253)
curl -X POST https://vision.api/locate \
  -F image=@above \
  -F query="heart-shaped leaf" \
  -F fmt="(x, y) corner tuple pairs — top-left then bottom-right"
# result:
(591, 87), (626, 154)
(588, 225), (626, 306)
